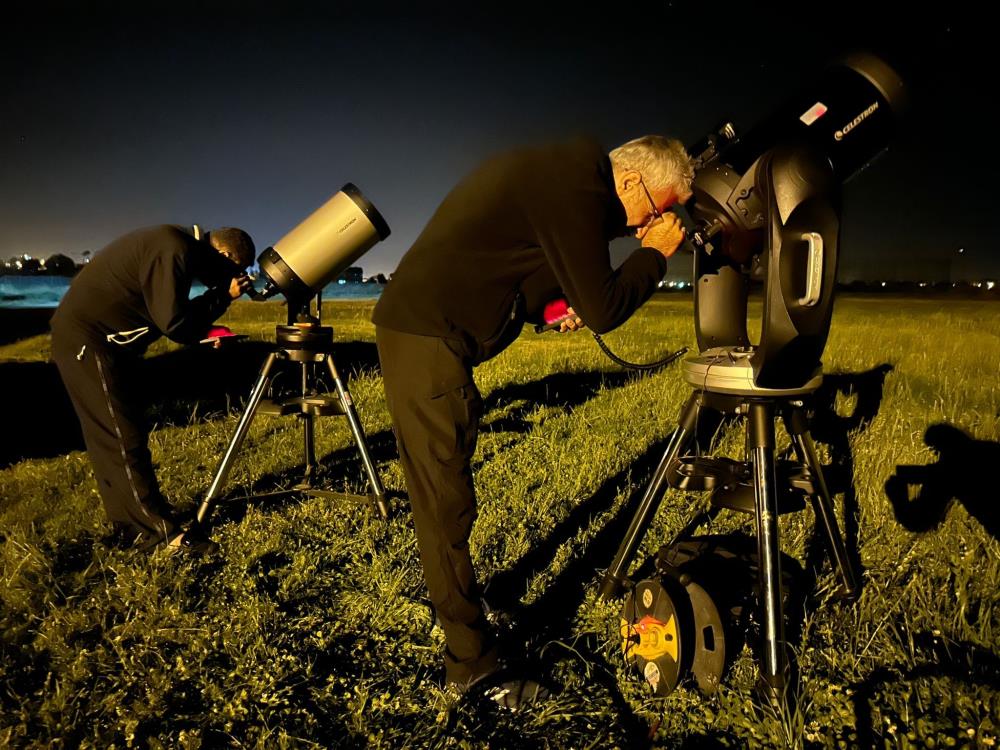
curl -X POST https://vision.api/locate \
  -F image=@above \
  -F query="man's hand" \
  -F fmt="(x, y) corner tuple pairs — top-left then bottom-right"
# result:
(558, 306), (585, 333)
(228, 274), (253, 299)
(637, 213), (685, 259)
(201, 325), (238, 349)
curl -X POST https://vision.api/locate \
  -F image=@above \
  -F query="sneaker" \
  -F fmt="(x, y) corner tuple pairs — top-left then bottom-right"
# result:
(481, 676), (550, 710)
(457, 665), (553, 711)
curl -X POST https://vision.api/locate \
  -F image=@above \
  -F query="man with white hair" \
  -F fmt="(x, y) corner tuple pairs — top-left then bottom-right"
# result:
(373, 135), (694, 708)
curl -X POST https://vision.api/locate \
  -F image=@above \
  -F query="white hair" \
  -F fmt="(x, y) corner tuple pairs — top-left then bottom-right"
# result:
(609, 135), (694, 199)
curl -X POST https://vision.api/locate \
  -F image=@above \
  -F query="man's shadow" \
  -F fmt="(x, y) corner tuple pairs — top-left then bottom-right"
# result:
(885, 423), (1000, 540)
(0, 340), (381, 468)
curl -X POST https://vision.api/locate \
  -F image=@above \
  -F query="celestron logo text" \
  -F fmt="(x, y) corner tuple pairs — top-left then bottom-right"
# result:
(835, 101), (879, 141)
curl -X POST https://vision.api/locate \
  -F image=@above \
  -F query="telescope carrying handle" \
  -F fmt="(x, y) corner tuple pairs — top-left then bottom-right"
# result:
(797, 232), (824, 307)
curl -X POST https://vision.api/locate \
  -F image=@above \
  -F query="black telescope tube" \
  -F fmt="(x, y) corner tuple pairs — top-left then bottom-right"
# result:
(717, 52), (906, 182)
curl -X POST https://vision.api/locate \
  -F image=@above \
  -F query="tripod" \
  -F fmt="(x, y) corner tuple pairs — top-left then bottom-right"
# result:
(195, 296), (388, 526)
(599, 351), (858, 690)
(601, 142), (869, 694)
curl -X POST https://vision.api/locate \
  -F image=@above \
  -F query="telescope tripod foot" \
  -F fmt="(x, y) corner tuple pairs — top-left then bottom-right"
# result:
(754, 648), (800, 719)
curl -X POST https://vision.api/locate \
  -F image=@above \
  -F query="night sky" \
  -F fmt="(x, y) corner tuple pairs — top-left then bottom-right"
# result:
(1, 2), (993, 281)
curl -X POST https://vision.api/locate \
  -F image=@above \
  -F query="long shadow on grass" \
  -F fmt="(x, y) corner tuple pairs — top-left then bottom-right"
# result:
(196, 426), (403, 528)
(851, 632), (1000, 747)
(799, 363), (894, 602)
(885, 423), (1000, 541)
(480, 368), (652, 434)
(0, 340), (379, 468)
(482, 434), (695, 747)
(477, 365), (893, 743)
(0, 307), (53, 344)
(201, 367), (654, 526)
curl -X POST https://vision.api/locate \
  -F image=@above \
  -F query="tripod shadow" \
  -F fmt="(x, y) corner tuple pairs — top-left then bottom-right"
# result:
(481, 435), (681, 746)
(884, 423), (1000, 540)
(478, 363), (894, 730)
(799, 363), (895, 599)
(201, 367), (653, 527)
(851, 632), (1000, 747)
(0, 340), (380, 468)
(480, 368), (657, 435)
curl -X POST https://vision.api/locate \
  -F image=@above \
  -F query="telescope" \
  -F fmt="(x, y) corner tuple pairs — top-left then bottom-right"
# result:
(603, 52), (906, 700)
(682, 51), (905, 388)
(250, 183), (391, 306)
(194, 184), (393, 528)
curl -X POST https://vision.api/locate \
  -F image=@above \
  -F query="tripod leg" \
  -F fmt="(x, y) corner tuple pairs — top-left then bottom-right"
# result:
(326, 355), (389, 519)
(301, 361), (317, 484)
(749, 401), (787, 690)
(598, 392), (700, 600)
(786, 406), (859, 599)
(196, 352), (279, 524)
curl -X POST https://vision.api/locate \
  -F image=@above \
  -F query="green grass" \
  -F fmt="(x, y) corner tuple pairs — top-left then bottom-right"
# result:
(1, 296), (998, 749)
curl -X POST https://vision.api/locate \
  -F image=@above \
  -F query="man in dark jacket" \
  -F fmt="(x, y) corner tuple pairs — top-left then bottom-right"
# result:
(372, 136), (693, 705)
(51, 225), (255, 553)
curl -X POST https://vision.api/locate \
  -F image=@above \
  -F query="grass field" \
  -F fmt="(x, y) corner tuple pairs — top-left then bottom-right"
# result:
(1, 296), (998, 749)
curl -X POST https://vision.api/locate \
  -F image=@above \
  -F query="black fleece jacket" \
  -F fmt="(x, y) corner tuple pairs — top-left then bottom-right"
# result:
(51, 225), (238, 354)
(372, 138), (667, 362)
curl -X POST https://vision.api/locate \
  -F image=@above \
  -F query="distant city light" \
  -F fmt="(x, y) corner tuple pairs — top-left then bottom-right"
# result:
(958, 248), (965, 254)
(337, 279), (346, 285)
(988, 281), (996, 290)
(881, 281), (886, 287)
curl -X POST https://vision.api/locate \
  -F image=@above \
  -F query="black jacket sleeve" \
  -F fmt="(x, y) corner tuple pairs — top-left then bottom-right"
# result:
(141, 245), (232, 344)
(519, 178), (666, 334)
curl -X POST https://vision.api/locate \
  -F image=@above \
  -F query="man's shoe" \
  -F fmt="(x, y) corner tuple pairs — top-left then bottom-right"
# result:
(481, 676), (550, 710)
(455, 665), (553, 711)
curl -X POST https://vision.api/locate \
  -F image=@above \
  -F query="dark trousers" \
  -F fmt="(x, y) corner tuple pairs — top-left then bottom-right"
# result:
(375, 325), (499, 685)
(51, 334), (179, 544)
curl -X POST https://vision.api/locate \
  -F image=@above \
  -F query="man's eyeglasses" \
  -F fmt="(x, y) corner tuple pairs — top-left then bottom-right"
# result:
(633, 176), (664, 238)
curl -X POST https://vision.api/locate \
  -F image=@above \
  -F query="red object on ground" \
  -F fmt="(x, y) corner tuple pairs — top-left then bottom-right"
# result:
(204, 326), (236, 338)
(543, 298), (570, 324)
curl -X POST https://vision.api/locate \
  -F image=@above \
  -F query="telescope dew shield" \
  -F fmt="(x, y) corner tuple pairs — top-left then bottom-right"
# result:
(258, 183), (391, 299)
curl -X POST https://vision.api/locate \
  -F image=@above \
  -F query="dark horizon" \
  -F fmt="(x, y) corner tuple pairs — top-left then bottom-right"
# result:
(2, 2), (994, 280)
